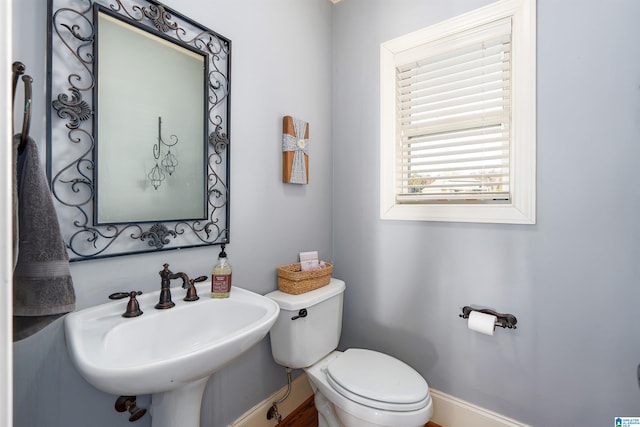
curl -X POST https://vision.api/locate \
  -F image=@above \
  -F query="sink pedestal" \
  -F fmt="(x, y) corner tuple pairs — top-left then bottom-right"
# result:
(151, 377), (209, 427)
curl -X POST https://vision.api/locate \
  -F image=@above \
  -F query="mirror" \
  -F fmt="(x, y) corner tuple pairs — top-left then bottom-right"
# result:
(47, 0), (230, 261)
(95, 8), (207, 223)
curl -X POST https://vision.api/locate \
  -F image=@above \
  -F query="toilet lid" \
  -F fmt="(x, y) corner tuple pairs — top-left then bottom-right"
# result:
(326, 349), (429, 411)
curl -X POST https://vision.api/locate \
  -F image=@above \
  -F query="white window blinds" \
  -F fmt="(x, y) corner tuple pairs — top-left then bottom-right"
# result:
(395, 18), (512, 203)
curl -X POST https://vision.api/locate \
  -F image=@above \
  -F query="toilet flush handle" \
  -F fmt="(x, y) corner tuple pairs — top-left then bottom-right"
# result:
(291, 309), (307, 320)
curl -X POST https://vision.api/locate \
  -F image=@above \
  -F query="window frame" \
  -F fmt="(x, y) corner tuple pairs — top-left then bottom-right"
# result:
(380, 0), (536, 224)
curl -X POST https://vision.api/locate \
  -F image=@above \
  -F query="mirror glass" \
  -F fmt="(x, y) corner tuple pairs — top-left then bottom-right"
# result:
(47, 0), (231, 261)
(96, 9), (206, 223)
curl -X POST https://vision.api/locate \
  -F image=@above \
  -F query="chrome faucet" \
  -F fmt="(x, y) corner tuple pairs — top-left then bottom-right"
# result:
(155, 264), (207, 308)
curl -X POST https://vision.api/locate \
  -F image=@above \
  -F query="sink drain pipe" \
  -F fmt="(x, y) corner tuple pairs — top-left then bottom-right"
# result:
(266, 367), (293, 422)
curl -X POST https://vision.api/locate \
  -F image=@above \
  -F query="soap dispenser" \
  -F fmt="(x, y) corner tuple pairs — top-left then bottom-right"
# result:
(211, 244), (232, 298)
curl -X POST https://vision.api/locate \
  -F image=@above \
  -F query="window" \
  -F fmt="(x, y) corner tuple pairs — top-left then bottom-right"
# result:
(380, 0), (535, 224)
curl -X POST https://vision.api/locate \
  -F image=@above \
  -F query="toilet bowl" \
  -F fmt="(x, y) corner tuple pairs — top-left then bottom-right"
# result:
(266, 278), (433, 427)
(306, 350), (432, 427)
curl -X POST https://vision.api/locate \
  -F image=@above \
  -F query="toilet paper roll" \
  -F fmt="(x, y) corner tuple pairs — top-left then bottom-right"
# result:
(468, 310), (497, 336)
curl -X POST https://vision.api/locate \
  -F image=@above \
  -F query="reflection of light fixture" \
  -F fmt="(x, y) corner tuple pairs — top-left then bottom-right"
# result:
(148, 116), (179, 190)
(161, 150), (178, 175)
(148, 163), (165, 190)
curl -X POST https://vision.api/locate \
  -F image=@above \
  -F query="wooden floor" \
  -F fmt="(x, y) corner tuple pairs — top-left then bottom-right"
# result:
(278, 396), (442, 427)
(278, 396), (318, 427)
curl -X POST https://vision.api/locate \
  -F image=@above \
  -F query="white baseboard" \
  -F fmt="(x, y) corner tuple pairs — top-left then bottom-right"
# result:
(228, 373), (314, 427)
(430, 389), (530, 427)
(229, 374), (529, 427)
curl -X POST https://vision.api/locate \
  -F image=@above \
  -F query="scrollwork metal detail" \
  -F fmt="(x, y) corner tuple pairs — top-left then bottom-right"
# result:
(140, 223), (177, 249)
(143, 4), (178, 33)
(47, 0), (231, 260)
(209, 124), (229, 155)
(52, 88), (92, 129)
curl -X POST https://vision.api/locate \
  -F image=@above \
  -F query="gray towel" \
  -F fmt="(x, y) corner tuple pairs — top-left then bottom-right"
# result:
(12, 135), (19, 269)
(13, 135), (75, 341)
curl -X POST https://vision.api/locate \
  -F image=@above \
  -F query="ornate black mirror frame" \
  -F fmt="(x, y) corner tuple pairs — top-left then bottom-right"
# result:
(46, 0), (230, 261)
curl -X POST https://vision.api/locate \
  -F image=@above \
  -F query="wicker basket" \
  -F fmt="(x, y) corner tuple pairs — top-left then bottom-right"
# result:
(277, 262), (333, 294)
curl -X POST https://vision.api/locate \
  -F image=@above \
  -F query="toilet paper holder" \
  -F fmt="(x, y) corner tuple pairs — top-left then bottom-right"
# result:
(459, 306), (518, 330)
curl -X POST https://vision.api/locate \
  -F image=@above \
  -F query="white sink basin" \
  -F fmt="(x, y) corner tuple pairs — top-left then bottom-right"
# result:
(65, 283), (279, 427)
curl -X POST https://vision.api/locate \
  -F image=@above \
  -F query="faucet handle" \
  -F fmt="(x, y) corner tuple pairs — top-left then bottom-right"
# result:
(109, 292), (132, 300)
(109, 291), (143, 318)
(184, 276), (207, 302)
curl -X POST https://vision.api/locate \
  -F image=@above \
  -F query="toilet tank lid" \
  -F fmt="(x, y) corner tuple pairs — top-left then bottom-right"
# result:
(265, 278), (345, 310)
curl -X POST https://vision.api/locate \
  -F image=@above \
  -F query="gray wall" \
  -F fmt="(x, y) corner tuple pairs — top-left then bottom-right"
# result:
(332, 0), (640, 426)
(12, 0), (640, 426)
(12, 0), (333, 426)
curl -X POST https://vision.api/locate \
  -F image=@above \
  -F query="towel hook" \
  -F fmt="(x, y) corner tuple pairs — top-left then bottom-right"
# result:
(12, 61), (33, 153)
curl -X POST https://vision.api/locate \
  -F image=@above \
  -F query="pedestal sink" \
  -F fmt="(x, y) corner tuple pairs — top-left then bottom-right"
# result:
(64, 282), (280, 427)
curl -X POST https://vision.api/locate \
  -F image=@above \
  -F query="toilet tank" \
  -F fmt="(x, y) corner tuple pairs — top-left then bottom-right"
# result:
(265, 278), (345, 369)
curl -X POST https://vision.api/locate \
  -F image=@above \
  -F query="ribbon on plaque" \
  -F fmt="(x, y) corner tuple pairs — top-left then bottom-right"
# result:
(282, 116), (309, 184)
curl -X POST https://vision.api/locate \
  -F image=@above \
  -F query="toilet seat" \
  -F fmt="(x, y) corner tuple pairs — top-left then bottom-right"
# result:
(326, 349), (430, 411)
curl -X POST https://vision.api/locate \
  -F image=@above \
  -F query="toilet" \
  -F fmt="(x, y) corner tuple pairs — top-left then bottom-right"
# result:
(266, 278), (433, 427)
